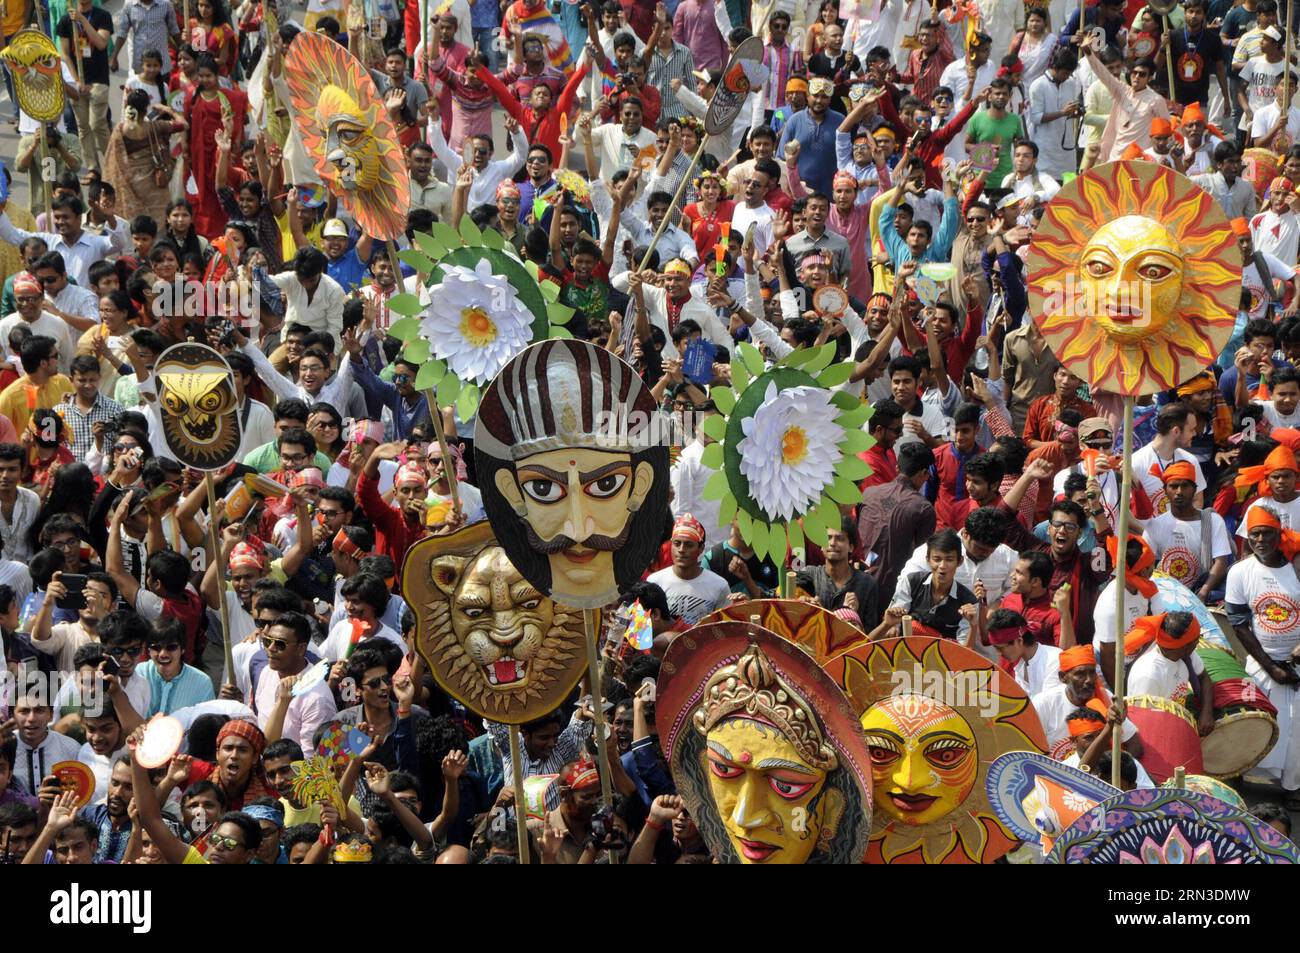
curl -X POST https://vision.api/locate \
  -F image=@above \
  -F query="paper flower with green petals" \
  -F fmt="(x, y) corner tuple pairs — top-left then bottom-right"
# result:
(381, 216), (574, 420)
(700, 342), (876, 564)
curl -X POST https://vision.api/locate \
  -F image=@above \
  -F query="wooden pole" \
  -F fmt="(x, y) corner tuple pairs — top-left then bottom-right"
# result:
(1163, 15), (1176, 102)
(204, 472), (236, 686)
(635, 140), (708, 272)
(583, 608), (615, 809)
(1110, 395), (1135, 790)
(420, 0), (431, 96)
(507, 730), (531, 863)
(38, 126), (53, 224)
(1286, 2), (1294, 114)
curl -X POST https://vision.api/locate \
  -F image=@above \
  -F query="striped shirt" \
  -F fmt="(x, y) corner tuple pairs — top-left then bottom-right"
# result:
(486, 714), (594, 780)
(647, 41), (697, 122)
(113, 0), (181, 74)
(55, 392), (125, 464)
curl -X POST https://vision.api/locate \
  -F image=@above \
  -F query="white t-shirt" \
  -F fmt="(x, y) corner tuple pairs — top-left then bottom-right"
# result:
(1242, 251), (1295, 321)
(1262, 399), (1300, 429)
(894, 397), (951, 452)
(1250, 208), (1300, 266)
(1250, 102), (1300, 144)
(1239, 56), (1288, 128)
(1092, 578), (1153, 646)
(1224, 557), (1300, 661)
(730, 203), (776, 258)
(1031, 681), (1138, 752)
(645, 566), (731, 625)
(1141, 510), (1232, 587)
(1127, 646), (1205, 705)
(319, 619), (407, 662)
(1128, 444), (1205, 516)
(77, 741), (126, 805)
(1012, 643), (1062, 698)
(1236, 495), (1300, 538)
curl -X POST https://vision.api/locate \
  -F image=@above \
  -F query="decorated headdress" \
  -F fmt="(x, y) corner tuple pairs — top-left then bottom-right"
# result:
(693, 641), (838, 771)
(693, 168), (728, 194)
(476, 339), (657, 460)
(658, 620), (874, 864)
(394, 462), (428, 488)
(332, 528), (369, 561)
(663, 258), (693, 276)
(496, 180), (521, 200)
(671, 513), (706, 543)
(562, 755), (601, 791)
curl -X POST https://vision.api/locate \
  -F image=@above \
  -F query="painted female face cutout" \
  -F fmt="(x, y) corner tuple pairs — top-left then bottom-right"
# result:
(704, 718), (829, 864)
(861, 693), (978, 827)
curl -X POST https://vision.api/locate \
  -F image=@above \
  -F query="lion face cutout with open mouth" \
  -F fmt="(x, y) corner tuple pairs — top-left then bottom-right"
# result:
(154, 343), (242, 472)
(401, 522), (587, 723)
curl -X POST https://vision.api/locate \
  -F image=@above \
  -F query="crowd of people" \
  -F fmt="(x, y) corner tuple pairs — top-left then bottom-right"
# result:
(0, 0), (1299, 865)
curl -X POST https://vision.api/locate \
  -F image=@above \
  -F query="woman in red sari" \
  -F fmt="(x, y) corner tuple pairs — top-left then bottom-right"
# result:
(188, 0), (238, 78)
(184, 53), (248, 239)
(680, 170), (735, 256)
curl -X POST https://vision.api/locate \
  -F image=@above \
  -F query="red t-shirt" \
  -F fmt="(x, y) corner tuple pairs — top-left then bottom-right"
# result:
(998, 591), (1062, 647)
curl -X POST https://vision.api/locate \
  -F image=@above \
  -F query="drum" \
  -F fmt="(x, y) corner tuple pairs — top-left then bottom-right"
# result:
(1243, 148), (1281, 203)
(1197, 644), (1279, 779)
(1125, 694), (1204, 784)
(1163, 774), (1247, 810)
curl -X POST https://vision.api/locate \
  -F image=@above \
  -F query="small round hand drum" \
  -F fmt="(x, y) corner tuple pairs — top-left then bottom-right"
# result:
(50, 761), (96, 808)
(136, 716), (184, 769)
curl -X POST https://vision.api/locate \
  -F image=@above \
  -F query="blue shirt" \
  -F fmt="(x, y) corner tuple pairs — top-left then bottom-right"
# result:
(470, 0), (498, 28)
(326, 247), (367, 293)
(879, 196), (960, 266)
(80, 803), (134, 864)
(351, 358), (430, 441)
(136, 660), (216, 716)
(777, 107), (847, 196)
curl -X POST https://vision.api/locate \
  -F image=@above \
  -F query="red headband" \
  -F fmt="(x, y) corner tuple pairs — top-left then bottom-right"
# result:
(333, 529), (369, 561)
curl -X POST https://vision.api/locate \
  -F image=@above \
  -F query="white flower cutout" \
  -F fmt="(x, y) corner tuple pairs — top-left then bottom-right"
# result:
(736, 382), (845, 523)
(420, 259), (536, 384)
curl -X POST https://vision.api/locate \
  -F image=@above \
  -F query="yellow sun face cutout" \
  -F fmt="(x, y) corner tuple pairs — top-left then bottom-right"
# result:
(1026, 161), (1240, 396)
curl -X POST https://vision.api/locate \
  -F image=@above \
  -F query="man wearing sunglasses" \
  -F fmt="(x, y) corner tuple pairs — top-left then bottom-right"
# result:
(255, 611), (337, 753)
(136, 620), (216, 716)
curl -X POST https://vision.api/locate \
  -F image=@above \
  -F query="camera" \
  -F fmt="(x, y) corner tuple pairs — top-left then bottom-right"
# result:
(588, 805), (627, 851)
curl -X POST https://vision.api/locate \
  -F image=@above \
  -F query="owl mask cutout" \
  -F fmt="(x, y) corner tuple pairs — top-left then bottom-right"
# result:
(154, 343), (242, 471)
(0, 30), (65, 122)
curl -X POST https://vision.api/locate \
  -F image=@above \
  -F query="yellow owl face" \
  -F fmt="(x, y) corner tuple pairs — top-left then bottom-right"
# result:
(154, 344), (242, 470)
(0, 30), (65, 122)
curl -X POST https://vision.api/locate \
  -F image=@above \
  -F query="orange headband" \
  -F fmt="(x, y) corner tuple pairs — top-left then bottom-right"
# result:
(1105, 534), (1158, 599)
(1123, 612), (1202, 656)
(1067, 698), (1109, 737)
(1160, 461), (1197, 485)
(1059, 645), (1096, 673)
(1235, 445), (1300, 498)
(1245, 504), (1300, 559)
